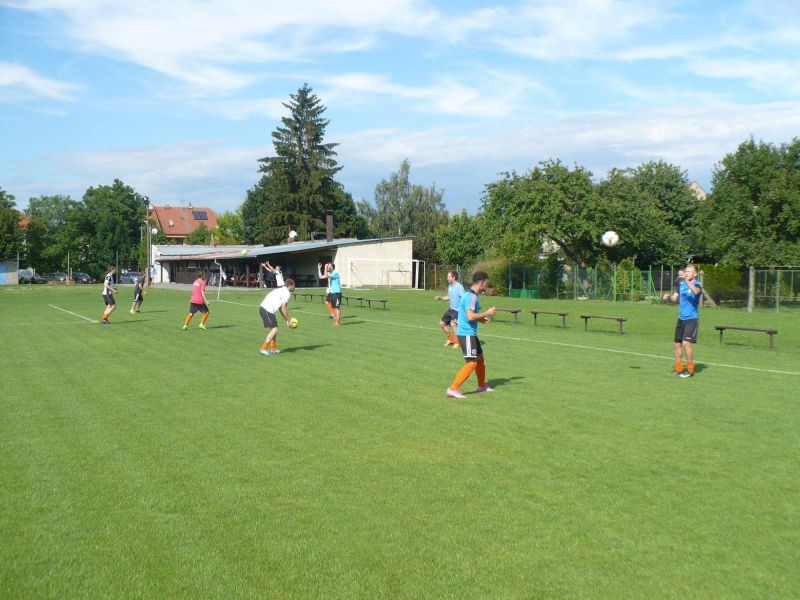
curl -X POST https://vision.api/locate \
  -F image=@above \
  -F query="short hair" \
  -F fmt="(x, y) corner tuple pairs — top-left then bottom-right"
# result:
(197, 270), (205, 279)
(285, 278), (295, 288)
(472, 270), (489, 284)
(448, 270), (459, 280)
(329, 263), (335, 270)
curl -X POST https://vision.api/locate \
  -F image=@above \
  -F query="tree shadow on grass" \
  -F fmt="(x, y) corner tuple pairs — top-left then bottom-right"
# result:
(205, 324), (238, 329)
(109, 319), (153, 325)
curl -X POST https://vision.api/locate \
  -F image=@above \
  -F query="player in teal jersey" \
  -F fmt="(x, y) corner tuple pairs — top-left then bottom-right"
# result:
(445, 271), (497, 399)
(318, 263), (342, 326)
(434, 270), (465, 348)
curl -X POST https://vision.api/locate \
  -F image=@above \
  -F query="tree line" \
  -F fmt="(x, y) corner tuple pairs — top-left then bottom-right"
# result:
(2, 83), (799, 278)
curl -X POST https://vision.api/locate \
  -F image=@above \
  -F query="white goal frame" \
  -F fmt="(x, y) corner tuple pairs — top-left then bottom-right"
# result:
(346, 258), (425, 289)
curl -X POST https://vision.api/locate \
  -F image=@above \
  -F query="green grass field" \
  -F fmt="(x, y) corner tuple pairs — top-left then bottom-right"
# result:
(2, 284), (799, 598)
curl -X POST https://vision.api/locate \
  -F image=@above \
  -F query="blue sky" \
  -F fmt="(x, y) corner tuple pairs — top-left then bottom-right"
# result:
(1, 0), (799, 216)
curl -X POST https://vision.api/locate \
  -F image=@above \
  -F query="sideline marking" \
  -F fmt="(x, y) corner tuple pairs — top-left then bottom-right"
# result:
(217, 299), (800, 377)
(49, 304), (97, 323)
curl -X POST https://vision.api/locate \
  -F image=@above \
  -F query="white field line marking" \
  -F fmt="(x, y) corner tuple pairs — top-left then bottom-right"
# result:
(49, 304), (97, 323)
(218, 300), (800, 377)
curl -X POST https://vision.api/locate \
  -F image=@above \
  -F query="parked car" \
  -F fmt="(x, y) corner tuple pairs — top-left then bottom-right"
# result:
(72, 272), (96, 284)
(18, 269), (47, 284)
(119, 270), (143, 284)
(46, 271), (69, 282)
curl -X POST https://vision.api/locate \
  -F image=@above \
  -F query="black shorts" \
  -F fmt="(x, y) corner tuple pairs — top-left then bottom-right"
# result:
(441, 309), (458, 326)
(260, 307), (278, 329)
(190, 302), (209, 314)
(458, 335), (483, 362)
(134, 293), (143, 303)
(675, 318), (699, 344)
(103, 294), (115, 306)
(329, 292), (342, 308)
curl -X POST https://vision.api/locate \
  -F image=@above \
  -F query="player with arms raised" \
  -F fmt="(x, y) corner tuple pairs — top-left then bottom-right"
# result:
(318, 262), (342, 326)
(671, 265), (703, 378)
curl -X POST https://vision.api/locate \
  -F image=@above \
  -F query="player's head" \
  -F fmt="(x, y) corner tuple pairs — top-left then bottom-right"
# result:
(285, 278), (295, 291)
(684, 265), (697, 278)
(197, 270), (205, 280)
(447, 270), (458, 283)
(108, 265), (116, 273)
(327, 263), (335, 272)
(472, 270), (489, 291)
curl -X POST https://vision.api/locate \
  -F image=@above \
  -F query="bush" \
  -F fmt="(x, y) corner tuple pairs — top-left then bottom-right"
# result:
(698, 263), (746, 304)
(471, 258), (510, 296)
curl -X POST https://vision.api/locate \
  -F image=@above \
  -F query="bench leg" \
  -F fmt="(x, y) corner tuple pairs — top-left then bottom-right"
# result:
(584, 318), (588, 332)
(533, 314), (538, 326)
(769, 333), (774, 350)
(561, 316), (566, 328)
(619, 321), (623, 335)
(719, 330), (723, 344)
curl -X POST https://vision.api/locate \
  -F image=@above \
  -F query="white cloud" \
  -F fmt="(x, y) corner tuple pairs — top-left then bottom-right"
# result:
(687, 58), (800, 95)
(320, 69), (551, 117)
(0, 62), (80, 102)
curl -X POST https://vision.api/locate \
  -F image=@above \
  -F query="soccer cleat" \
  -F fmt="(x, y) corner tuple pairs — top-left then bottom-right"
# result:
(451, 342), (460, 349)
(182, 325), (188, 330)
(270, 348), (280, 354)
(129, 309), (135, 314)
(198, 323), (206, 330)
(101, 319), (110, 325)
(476, 386), (495, 393)
(443, 340), (453, 347)
(446, 388), (466, 399)
(679, 370), (694, 378)
(259, 349), (271, 356)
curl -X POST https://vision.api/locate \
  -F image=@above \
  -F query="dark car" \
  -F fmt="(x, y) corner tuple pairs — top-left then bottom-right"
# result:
(46, 272), (69, 282)
(18, 269), (47, 284)
(72, 272), (96, 284)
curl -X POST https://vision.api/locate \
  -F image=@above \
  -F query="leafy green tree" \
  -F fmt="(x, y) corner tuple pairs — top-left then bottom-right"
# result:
(434, 210), (483, 266)
(0, 187), (22, 259)
(699, 138), (800, 266)
(241, 84), (364, 244)
(24, 195), (84, 273)
(595, 169), (685, 266)
(78, 179), (147, 274)
(480, 160), (598, 263)
(358, 159), (448, 263)
(185, 223), (212, 245)
(213, 211), (244, 244)
(627, 161), (699, 229)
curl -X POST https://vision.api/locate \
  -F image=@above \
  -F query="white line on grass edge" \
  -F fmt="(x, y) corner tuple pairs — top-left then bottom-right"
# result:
(218, 299), (800, 376)
(48, 304), (97, 323)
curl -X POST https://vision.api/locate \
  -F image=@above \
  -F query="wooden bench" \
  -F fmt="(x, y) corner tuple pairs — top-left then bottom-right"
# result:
(492, 308), (522, 324)
(715, 325), (778, 350)
(365, 298), (388, 309)
(531, 310), (568, 328)
(297, 292), (325, 302)
(343, 296), (365, 307)
(580, 314), (627, 334)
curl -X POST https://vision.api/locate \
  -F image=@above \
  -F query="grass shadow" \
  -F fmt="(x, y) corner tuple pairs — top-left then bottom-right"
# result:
(279, 344), (331, 353)
(205, 324), (238, 329)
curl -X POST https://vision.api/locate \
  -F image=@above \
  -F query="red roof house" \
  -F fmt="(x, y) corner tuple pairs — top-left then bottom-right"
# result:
(150, 205), (219, 241)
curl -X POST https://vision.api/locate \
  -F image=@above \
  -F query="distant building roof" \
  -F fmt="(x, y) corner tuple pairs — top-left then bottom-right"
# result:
(150, 205), (219, 238)
(689, 182), (707, 200)
(154, 237), (413, 261)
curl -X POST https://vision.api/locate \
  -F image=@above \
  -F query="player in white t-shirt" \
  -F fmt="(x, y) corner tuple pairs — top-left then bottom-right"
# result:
(258, 278), (295, 355)
(260, 260), (285, 288)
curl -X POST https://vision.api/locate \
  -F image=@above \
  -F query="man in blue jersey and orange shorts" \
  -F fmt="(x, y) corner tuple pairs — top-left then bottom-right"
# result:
(446, 270), (497, 398)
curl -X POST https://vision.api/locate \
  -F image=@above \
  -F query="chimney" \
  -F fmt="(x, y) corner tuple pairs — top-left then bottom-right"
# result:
(326, 211), (333, 243)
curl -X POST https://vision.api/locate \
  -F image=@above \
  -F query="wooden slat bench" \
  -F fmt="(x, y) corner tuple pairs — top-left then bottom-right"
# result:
(715, 325), (778, 350)
(298, 292), (322, 302)
(365, 298), (388, 309)
(580, 314), (627, 334)
(493, 308), (522, 323)
(531, 310), (568, 328)
(343, 296), (365, 307)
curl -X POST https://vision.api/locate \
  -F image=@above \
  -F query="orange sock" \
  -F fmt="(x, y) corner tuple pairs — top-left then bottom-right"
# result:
(476, 356), (486, 387)
(325, 302), (336, 316)
(687, 361), (694, 374)
(201, 312), (209, 324)
(184, 314), (192, 326)
(448, 335), (458, 344)
(675, 360), (683, 372)
(270, 340), (277, 351)
(261, 342), (269, 350)
(449, 363), (476, 391)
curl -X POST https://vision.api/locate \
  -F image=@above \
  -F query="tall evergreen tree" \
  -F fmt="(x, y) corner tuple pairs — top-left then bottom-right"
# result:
(241, 84), (363, 244)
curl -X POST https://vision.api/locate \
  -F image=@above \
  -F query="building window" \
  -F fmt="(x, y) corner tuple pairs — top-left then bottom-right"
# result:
(192, 211), (208, 220)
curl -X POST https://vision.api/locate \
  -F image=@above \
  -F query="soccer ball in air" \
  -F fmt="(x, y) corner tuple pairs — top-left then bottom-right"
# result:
(602, 231), (620, 247)
(241, 249), (248, 256)
(288, 230), (298, 239)
(288, 317), (299, 329)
